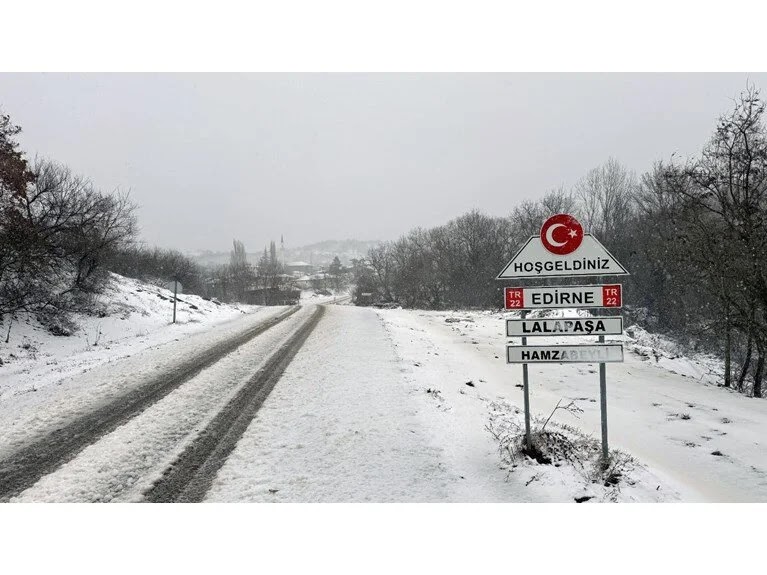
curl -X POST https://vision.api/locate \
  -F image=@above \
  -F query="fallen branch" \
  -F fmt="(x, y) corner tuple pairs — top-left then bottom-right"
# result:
(539, 399), (583, 434)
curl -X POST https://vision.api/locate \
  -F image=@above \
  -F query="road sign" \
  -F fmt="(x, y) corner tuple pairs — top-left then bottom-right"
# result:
(496, 234), (628, 279)
(499, 214), (629, 462)
(504, 284), (622, 310)
(506, 316), (623, 337)
(506, 344), (624, 364)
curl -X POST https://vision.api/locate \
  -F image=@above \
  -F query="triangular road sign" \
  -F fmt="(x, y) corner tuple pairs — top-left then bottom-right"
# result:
(497, 234), (629, 279)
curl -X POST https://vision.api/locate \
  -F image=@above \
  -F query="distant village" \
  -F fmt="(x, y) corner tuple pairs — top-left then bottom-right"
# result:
(195, 238), (358, 306)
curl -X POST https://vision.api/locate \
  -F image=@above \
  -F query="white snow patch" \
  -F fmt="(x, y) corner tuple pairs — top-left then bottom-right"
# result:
(625, 324), (723, 384)
(374, 308), (767, 502)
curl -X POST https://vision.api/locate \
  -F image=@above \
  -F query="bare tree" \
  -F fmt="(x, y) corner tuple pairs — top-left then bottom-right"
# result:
(2, 154), (137, 319)
(1, 111), (37, 320)
(509, 188), (576, 242)
(229, 239), (255, 302)
(574, 157), (636, 245)
(368, 243), (395, 301)
(679, 85), (767, 395)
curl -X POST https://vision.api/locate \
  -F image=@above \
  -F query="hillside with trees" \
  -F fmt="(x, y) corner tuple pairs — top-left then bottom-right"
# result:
(1, 113), (137, 330)
(353, 86), (767, 397)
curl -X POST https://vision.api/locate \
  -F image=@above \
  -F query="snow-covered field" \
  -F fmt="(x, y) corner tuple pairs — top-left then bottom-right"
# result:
(375, 307), (767, 502)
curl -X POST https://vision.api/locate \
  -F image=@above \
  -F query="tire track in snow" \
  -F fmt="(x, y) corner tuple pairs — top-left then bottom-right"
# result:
(143, 305), (325, 502)
(0, 306), (300, 501)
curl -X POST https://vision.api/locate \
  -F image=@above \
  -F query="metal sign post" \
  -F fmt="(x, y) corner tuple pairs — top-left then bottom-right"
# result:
(599, 333), (608, 461)
(172, 279), (178, 324)
(520, 310), (532, 451)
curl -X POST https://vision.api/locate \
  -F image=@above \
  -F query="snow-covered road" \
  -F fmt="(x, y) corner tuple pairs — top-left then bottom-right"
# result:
(0, 304), (291, 460)
(206, 305), (546, 502)
(205, 305), (452, 501)
(8, 306), (318, 502)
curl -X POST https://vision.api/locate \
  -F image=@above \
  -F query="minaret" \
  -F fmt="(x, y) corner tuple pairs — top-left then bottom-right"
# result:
(280, 235), (285, 266)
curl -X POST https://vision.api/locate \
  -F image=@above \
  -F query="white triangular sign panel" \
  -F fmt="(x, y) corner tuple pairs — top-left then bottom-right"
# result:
(497, 234), (629, 279)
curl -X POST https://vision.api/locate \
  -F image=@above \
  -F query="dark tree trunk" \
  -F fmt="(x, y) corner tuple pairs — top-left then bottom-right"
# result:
(723, 317), (732, 388)
(738, 333), (754, 392)
(754, 353), (764, 398)
(736, 303), (757, 391)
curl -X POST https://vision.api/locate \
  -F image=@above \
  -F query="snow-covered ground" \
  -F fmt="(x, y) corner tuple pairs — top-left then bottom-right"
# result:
(204, 305), (676, 502)
(0, 274), (258, 402)
(375, 308), (767, 502)
(0, 274), (287, 458)
(11, 306), (318, 503)
(3, 281), (764, 502)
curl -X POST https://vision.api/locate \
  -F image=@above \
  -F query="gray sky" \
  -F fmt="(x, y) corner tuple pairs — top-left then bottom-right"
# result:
(1, 73), (765, 252)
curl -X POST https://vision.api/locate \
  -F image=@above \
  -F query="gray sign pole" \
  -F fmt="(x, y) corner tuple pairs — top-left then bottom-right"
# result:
(172, 279), (178, 324)
(598, 333), (608, 462)
(521, 310), (532, 451)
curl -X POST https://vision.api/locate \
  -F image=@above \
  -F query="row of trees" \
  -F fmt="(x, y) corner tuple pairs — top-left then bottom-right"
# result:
(208, 244), (350, 303)
(629, 87), (767, 397)
(354, 87), (767, 397)
(1, 113), (137, 323)
(108, 245), (205, 295)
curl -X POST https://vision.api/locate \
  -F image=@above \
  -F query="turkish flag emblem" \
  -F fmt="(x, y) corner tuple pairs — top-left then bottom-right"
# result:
(540, 214), (584, 255)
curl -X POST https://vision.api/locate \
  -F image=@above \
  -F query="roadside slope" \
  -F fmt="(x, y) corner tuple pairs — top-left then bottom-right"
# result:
(0, 273), (260, 402)
(0, 303), (290, 461)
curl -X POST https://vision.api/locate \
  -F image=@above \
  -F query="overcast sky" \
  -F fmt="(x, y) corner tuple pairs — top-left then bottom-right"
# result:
(2, 73), (765, 252)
